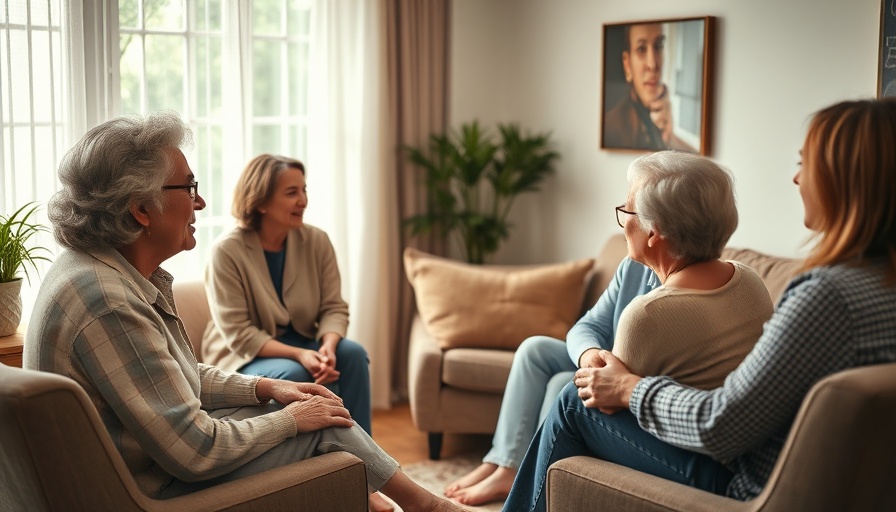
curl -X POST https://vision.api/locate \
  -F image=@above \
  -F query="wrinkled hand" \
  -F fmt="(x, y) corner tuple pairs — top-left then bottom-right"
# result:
(295, 348), (340, 385)
(579, 348), (609, 369)
(574, 350), (641, 414)
(285, 395), (354, 432)
(647, 85), (673, 145)
(258, 378), (343, 406)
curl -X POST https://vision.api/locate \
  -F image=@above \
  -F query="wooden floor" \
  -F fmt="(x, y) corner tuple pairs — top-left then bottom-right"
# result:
(370, 402), (492, 466)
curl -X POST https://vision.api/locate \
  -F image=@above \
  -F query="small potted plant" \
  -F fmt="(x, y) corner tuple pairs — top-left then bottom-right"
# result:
(0, 202), (52, 336)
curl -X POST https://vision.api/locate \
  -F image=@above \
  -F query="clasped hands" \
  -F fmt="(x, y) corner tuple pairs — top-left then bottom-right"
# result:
(296, 334), (341, 385)
(575, 349), (642, 414)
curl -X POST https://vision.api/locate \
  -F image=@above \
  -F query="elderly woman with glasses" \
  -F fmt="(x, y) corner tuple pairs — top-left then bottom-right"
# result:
(448, 151), (773, 507)
(502, 150), (775, 512)
(24, 111), (470, 512)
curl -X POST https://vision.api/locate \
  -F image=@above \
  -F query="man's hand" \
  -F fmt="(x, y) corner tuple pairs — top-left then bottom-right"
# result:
(648, 84), (674, 145)
(574, 350), (642, 414)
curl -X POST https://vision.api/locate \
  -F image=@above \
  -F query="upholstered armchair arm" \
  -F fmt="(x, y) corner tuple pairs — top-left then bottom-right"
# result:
(547, 457), (750, 512)
(407, 314), (445, 433)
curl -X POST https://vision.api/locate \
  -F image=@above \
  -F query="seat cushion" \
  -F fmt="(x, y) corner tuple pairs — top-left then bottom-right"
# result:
(404, 248), (594, 350)
(441, 348), (515, 393)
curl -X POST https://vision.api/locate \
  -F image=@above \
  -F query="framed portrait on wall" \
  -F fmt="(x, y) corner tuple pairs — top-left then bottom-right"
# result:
(880, 0), (896, 97)
(600, 16), (715, 155)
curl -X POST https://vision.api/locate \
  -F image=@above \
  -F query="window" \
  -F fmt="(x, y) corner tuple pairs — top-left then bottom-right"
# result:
(2, 0), (314, 316)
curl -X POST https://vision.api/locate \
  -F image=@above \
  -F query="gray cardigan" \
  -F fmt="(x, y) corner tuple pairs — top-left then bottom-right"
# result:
(201, 225), (349, 371)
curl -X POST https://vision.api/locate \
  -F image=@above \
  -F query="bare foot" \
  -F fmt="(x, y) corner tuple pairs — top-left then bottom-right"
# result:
(444, 462), (498, 497)
(452, 466), (516, 506)
(369, 491), (395, 512)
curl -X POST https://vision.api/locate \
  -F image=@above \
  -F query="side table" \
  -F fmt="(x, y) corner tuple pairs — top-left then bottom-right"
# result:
(0, 327), (25, 367)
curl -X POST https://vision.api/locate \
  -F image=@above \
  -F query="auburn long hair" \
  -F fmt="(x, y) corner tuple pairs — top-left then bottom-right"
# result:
(801, 99), (896, 283)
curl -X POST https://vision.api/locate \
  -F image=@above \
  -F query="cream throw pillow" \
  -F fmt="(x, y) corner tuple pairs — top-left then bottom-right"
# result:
(404, 248), (595, 350)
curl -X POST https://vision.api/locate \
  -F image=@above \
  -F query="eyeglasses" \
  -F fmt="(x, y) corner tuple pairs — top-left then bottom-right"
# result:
(615, 204), (637, 228)
(162, 181), (199, 201)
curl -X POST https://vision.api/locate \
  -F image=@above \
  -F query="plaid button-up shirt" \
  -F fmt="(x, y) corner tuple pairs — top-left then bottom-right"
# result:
(631, 262), (896, 500)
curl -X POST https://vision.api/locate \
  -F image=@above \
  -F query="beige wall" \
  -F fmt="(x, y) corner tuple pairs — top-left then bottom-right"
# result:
(450, 0), (880, 263)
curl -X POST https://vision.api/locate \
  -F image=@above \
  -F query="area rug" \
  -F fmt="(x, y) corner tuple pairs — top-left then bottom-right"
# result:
(394, 453), (504, 511)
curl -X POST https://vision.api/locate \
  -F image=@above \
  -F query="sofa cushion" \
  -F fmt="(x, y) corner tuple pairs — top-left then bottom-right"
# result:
(404, 248), (594, 350)
(442, 348), (515, 393)
(721, 247), (803, 302)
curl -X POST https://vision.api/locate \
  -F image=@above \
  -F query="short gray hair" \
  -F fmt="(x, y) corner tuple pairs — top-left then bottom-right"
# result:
(49, 111), (192, 251)
(627, 151), (738, 262)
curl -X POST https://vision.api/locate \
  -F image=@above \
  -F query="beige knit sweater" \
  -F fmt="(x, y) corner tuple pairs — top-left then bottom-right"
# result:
(613, 262), (774, 389)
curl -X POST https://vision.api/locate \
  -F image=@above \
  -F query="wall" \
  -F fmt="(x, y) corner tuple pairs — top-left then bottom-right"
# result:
(450, 0), (881, 264)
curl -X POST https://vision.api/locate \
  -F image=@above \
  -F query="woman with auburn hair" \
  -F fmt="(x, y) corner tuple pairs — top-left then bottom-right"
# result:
(504, 98), (896, 512)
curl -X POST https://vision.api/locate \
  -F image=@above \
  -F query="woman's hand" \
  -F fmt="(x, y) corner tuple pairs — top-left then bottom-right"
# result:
(294, 348), (340, 385)
(574, 350), (642, 414)
(314, 333), (342, 385)
(284, 395), (354, 432)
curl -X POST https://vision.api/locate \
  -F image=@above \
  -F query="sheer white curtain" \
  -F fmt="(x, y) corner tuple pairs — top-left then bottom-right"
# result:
(308, 0), (397, 408)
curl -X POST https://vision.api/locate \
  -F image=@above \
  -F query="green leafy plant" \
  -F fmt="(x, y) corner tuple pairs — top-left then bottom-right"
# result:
(0, 202), (52, 284)
(405, 121), (559, 264)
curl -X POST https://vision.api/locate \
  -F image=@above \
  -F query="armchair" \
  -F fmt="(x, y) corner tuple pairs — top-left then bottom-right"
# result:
(0, 362), (367, 511)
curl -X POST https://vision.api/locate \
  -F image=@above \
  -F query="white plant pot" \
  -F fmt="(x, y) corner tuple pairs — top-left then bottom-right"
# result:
(0, 279), (23, 336)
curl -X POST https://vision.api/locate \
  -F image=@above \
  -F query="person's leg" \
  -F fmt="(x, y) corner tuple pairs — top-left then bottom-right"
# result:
(333, 338), (372, 435)
(538, 371), (574, 423)
(163, 403), (468, 511)
(446, 336), (576, 505)
(503, 382), (733, 512)
(238, 356), (314, 382)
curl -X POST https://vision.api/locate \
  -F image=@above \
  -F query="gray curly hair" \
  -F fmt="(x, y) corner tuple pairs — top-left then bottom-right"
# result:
(627, 150), (738, 263)
(49, 111), (192, 251)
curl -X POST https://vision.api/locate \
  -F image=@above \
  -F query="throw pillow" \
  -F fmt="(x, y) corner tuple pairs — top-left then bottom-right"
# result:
(403, 248), (595, 350)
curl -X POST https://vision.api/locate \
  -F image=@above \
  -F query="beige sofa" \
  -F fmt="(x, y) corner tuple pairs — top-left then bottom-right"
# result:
(407, 234), (804, 459)
(0, 283), (369, 511)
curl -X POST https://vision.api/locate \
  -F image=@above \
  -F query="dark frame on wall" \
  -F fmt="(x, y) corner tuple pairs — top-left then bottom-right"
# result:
(600, 16), (715, 155)
(880, 0), (896, 97)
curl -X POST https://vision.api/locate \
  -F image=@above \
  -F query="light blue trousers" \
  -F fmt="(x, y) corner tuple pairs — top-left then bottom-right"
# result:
(482, 335), (577, 469)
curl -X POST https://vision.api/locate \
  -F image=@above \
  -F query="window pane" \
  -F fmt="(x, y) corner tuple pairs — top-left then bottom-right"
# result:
(253, 124), (281, 156)
(119, 0), (140, 29)
(30, 0), (49, 26)
(288, 41), (308, 116)
(31, 33), (59, 122)
(252, 0), (282, 35)
(144, 0), (183, 31)
(287, 1), (311, 35)
(190, 0), (222, 32)
(119, 35), (144, 114)
(5, 31), (29, 122)
(191, 35), (222, 117)
(145, 34), (184, 112)
(252, 40), (280, 116)
(289, 125), (307, 160)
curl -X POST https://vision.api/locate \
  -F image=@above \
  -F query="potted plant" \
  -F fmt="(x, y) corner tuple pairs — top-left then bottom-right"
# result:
(405, 121), (559, 264)
(0, 202), (52, 336)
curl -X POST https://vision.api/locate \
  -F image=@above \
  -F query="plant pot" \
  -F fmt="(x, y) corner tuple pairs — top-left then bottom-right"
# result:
(0, 279), (23, 336)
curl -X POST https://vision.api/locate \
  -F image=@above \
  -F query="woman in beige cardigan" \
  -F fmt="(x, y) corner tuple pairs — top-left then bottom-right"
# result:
(202, 154), (372, 436)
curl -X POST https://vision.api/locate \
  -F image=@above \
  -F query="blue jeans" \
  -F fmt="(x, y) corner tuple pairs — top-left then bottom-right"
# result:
(238, 336), (372, 434)
(483, 336), (577, 469)
(503, 382), (733, 512)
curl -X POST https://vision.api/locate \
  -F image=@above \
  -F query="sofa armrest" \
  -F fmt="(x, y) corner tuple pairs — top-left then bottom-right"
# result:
(407, 314), (445, 432)
(161, 451), (367, 511)
(547, 457), (751, 512)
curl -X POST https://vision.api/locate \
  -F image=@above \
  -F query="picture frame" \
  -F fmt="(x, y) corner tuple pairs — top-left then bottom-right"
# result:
(880, 0), (896, 97)
(600, 16), (715, 155)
